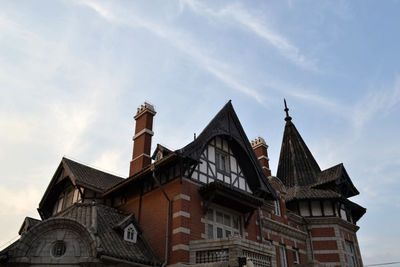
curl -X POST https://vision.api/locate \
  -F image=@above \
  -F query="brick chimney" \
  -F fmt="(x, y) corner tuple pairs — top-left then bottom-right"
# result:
(129, 102), (156, 176)
(251, 137), (271, 177)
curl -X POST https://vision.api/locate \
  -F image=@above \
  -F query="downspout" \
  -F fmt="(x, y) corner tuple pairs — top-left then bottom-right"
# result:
(151, 165), (171, 267)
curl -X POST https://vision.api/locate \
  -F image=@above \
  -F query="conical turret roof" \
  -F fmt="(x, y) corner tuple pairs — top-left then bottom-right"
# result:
(277, 101), (321, 187)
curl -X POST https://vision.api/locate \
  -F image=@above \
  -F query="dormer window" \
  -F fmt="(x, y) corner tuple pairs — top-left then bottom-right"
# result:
(124, 223), (137, 243)
(155, 151), (163, 161)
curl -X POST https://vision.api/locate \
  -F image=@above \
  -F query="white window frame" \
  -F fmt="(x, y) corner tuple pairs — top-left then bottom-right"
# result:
(274, 200), (281, 216)
(279, 246), (288, 267)
(215, 149), (230, 174)
(293, 249), (299, 264)
(124, 223), (138, 243)
(345, 241), (358, 267)
(205, 207), (241, 239)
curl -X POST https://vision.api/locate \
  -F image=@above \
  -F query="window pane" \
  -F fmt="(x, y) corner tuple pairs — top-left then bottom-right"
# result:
(217, 227), (223, 238)
(233, 217), (239, 229)
(207, 224), (214, 239)
(223, 214), (231, 226)
(293, 250), (299, 264)
(207, 209), (214, 221)
(216, 212), (223, 224)
(225, 230), (231, 237)
(280, 247), (288, 267)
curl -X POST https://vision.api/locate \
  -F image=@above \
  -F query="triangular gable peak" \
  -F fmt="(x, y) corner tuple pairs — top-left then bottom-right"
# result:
(38, 157), (123, 219)
(38, 159), (78, 219)
(313, 163), (359, 198)
(178, 101), (277, 200)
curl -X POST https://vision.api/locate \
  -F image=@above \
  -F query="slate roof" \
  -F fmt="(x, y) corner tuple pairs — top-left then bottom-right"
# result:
(18, 217), (41, 235)
(314, 163), (343, 186)
(59, 203), (161, 266)
(277, 116), (321, 187)
(63, 157), (124, 193)
(178, 101), (277, 200)
(286, 186), (342, 201)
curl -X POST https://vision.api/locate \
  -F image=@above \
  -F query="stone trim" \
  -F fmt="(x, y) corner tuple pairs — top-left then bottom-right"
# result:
(173, 211), (190, 219)
(262, 217), (308, 240)
(305, 217), (360, 232)
(172, 244), (190, 251)
(314, 250), (342, 254)
(173, 194), (191, 201)
(130, 153), (151, 163)
(173, 227), (191, 235)
(258, 155), (270, 161)
(133, 128), (154, 140)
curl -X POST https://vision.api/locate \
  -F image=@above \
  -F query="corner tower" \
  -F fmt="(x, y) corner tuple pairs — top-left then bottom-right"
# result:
(276, 100), (366, 266)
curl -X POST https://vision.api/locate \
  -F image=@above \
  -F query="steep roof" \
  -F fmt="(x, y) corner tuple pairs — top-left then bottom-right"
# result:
(178, 101), (277, 200)
(277, 103), (321, 187)
(39, 157), (124, 219)
(286, 186), (341, 202)
(63, 157), (124, 193)
(313, 163), (359, 198)
(59, 203), (161, 266)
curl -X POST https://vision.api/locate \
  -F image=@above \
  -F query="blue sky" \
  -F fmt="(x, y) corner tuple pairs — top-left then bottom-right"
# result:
(1, 0), (400, 265)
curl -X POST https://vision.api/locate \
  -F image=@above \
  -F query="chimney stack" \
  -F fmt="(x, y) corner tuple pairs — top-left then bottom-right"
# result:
(129, 102), (156, 176)
(251, 137), (271, 177)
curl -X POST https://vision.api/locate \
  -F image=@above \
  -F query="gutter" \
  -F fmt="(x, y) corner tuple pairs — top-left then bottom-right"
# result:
(151, 165), (171, 267)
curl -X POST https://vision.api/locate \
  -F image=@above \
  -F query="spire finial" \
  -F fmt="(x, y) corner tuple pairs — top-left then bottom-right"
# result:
(284, 98), (292, 121)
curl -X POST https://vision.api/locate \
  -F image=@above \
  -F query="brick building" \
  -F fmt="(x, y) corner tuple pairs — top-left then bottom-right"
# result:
(0, 101), (365, 266)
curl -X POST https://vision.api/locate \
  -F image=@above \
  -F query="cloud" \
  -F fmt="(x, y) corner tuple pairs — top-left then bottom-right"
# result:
(180, 0), (318, 72)
(352, 76), (400, 135)
(77, 0), (265, 104)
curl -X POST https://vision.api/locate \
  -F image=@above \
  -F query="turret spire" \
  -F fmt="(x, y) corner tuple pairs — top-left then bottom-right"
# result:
(284, 98), (292, 122)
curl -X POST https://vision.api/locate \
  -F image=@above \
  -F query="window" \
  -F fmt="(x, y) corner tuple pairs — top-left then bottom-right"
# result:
(345, 241), (358, 267)
(293, 249), (299, 264)
(279, 246), (288, 267)
(274, 200), (281, 216)
(52, 240), (66, 258)
(205, 208), (241, 239)
(216, 150), (230, 173)
(124, 223), (138, 243)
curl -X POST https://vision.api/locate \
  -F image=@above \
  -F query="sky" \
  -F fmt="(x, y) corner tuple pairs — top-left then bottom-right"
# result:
(0, 0), (399, 265)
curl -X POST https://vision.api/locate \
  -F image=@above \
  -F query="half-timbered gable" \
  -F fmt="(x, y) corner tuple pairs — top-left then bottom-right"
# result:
(179, 101), (277, 200)
(190, 135), (253, 193)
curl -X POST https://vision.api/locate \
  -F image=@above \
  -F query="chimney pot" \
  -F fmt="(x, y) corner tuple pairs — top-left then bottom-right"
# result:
(129, 102), (156, 176)
(251, 136), (271, 177)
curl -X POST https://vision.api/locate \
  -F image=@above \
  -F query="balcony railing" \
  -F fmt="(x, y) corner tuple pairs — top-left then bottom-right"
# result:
(189, 236), (276, 267)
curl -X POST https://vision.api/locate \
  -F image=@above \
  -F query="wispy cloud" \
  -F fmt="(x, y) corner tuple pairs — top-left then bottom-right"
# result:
(180, 0), (319, 72)
(352, 76), (400, 135)
(77, 0), (265, 104)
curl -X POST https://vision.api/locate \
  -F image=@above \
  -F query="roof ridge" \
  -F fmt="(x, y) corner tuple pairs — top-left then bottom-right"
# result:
(63, 157), (124, 179)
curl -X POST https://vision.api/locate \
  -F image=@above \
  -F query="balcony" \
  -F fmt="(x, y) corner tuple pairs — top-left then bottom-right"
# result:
(189, 236), (276, 267)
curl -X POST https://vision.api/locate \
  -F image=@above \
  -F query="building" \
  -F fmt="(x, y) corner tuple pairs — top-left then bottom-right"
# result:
(0, 101), (365, 266)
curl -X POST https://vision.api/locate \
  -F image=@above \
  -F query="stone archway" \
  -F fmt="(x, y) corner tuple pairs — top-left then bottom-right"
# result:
(11, 217), (99, 266)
